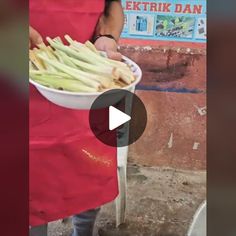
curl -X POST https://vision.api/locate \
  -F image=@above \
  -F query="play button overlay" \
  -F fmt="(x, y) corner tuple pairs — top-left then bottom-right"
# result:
(89, 89), (147, 147)
(109, 106), (131, 131)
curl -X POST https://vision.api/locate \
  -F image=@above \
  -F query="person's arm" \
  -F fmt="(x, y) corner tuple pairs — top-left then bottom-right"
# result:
(94, 0), (124, 60)
(95, 0), (124, 41)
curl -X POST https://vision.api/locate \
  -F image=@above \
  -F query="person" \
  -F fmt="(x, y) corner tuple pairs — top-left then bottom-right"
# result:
(29, 0), (124, 60)
(29, 0), (124, 236)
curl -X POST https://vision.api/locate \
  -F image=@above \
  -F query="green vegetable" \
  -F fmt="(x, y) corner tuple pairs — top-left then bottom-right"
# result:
(29, 35), (136, 93)
(31, 74), (97, 92)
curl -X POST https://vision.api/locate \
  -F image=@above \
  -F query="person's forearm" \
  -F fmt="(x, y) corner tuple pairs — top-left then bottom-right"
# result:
(95, 0), (124, 42)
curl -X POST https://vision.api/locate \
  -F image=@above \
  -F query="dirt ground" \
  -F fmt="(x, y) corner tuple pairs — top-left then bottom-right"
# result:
(48, 164), (206, 236)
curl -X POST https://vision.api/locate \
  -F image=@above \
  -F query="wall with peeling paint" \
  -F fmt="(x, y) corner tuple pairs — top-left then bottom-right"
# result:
(120, 45), (206, 170)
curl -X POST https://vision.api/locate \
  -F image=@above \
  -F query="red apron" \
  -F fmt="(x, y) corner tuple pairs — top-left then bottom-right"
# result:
(30, 0), (118, 226)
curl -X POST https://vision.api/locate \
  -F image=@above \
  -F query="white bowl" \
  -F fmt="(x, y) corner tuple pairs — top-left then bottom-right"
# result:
(30, 55), (142, 110)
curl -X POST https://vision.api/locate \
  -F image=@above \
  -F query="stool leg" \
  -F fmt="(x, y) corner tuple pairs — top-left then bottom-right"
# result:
(29, 224), (48, 236)
(116, 165), (127, 227)
(115, 89), (134, 227)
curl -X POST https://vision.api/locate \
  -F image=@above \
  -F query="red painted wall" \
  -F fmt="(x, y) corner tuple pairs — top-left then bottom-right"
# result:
(120, 45), (206, 170)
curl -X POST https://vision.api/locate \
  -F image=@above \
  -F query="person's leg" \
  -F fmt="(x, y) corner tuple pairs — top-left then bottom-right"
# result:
(30, 224), (48, 236)
(72, 208), (100, 236)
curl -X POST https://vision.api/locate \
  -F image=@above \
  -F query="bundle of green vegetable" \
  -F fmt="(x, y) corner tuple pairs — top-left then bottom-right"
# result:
(29, 35), (136, 92)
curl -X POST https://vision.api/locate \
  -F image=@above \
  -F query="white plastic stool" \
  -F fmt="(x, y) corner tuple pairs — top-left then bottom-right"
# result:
(115, 87), (134, 227)
(188, 201), (206, 236)
(116, 146), (128, 227)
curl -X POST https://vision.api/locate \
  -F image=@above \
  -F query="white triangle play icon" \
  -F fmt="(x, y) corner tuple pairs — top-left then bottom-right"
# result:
(109, 106), (131, 131)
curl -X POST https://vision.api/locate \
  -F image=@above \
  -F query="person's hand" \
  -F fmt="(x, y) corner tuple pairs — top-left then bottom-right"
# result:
(94, 36), (122, 61)
(29, 26), (43, 48)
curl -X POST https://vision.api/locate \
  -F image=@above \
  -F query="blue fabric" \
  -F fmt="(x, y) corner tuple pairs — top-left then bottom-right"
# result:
(72, 208), (100, 236)
(30, 208), (100, 236)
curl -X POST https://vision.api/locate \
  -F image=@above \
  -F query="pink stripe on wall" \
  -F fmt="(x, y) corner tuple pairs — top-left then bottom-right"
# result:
(119, 38), (206, 49)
